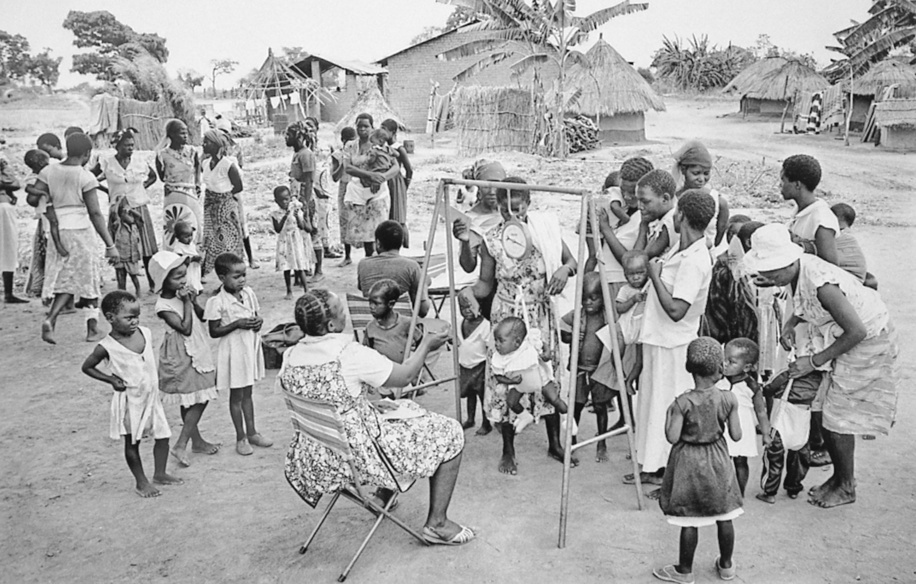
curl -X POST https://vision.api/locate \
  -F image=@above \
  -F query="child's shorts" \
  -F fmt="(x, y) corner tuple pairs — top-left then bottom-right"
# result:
(459, 362), (486, 398)
(575, 369), (613, 405)
(115, 260), (140, 276)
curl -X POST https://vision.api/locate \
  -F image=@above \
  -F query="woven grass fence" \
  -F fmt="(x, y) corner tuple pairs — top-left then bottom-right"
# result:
(118, 98), (174, 150)
(451, 86), (538, 155)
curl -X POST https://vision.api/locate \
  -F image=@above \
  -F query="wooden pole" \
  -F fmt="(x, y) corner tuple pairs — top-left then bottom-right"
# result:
(441, 177), (587, 197)
(558, 193), (590, 549)
(588, 199), (644, 509)
(441, 181), (464, 422)
(845, 66), (853, 147)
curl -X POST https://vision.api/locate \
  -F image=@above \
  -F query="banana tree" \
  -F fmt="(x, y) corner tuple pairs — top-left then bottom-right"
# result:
(435, 0), (648, 157)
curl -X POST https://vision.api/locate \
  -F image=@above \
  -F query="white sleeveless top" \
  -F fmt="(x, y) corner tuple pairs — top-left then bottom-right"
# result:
(202, 156), (235, 193)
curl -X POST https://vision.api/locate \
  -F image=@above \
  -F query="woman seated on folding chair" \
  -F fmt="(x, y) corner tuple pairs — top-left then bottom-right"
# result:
(281, 289), (475, 546)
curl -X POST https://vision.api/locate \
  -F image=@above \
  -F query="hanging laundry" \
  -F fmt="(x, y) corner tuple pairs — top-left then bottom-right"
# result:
(288, 91), (301, 105)
(270, 95), (282, 108)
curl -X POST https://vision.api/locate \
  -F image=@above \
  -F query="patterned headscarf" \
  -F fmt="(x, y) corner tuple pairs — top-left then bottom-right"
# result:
(110, 127), (139, 148)
(463, 159), (506, 181)
(203, 129), (230, 156)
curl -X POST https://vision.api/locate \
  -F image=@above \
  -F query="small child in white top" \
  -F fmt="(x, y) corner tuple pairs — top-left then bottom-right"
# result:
(616, 250), (650, 344)
(204, 252), (271, 456)
(81, 290), (180, 498)
(491, 316), (569, 433)
(170, 220), (203, 293)
(457, 294), (492, 434)
(719, 337), (770, 497)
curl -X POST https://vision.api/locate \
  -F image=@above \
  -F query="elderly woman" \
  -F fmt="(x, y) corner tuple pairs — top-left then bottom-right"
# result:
(458, 178), (578, 475)
(745, 224), (898, 509)
(340, 113), (401, 259)
(280, 290), (474, 545)
(156, 120), (202, 250)
(31, 133), (119, 344)
(200, 130), (245, 275)
(93, 128), (158, 290)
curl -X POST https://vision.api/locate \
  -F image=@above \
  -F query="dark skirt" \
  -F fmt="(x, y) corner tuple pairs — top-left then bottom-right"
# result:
(659, 437), (743, 518)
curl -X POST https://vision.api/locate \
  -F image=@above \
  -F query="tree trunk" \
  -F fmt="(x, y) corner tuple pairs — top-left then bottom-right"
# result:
(554, 7), (568, 158)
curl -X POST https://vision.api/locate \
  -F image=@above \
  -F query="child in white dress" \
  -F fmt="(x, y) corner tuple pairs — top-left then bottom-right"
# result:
(170, 221), (203, 293)
(81, 290), (181, 497)
(204, 252), (271, 456)
(458, 294), (491, 434)
(491, 316), (569, 433)
(271, 185), (313, 297)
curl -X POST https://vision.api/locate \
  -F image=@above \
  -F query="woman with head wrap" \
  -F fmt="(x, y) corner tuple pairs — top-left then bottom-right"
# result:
(92, 128), (159, 290)
(672, 140), (730, 255)
(156, 119), (202, 251)
(200, 129), (245, 275)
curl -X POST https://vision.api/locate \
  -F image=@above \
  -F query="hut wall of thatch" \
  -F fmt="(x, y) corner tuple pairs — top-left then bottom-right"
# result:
(875, 98), (916, 151)
(450, 86), (537, 155)
(743, 97), (786, 116)
(594, 112), (645, 142)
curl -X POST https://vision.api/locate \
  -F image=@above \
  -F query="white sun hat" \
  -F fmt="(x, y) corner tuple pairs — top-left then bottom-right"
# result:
(743, 224), (804, 274)
(149, 251), (187, 294)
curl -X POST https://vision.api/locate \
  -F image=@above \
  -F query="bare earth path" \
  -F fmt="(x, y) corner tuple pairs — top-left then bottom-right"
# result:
(1, 96), (913, 583)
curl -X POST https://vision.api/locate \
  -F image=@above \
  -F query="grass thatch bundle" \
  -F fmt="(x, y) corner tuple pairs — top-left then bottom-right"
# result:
(874, 98), (916, 128)
(118, 98), (173, 150)
(334, 86), (407, 134)
(850, 59), (916, 96)
(735, 59), (828, 102)
(566, 39), (666, 116)
(722, 57), (788, 95)
(450, 85), (538, 156)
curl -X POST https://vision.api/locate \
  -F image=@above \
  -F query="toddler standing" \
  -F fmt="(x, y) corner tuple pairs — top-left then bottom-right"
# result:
(720, 338), (770, 497)
(271, 185), (313, 298)
(204, 252), (271, 455)
(109, 198), (143, 296)
(170, 221), (203, 293)
(655, 337), (743, 584)
(458, 293), (491, 434)
(150, 251), (220, 467)
(81, 290), (181, 497)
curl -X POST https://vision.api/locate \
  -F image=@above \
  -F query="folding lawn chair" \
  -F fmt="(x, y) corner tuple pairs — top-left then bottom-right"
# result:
(345, 293), (441, 395)
(283, 389), (428, 582)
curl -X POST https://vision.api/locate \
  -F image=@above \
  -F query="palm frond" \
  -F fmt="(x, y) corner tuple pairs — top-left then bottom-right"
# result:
(573, 1), (648, 33)
(848, 26), (916, 70)
(452, 51), (514, 82)
(511, 52), (552, 75)
(438, 38), (509, 61)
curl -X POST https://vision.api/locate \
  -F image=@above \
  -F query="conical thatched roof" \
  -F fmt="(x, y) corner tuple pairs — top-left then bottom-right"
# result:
(722, 57), (787, 95)
(567, 39), (665, 115)
(334, 85), (408, 133)
(725, 58), (828, 101)
(850, 59), (916, 96)
(874, 98), (916, 128)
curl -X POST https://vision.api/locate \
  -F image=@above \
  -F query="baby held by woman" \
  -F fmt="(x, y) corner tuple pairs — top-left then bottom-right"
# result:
(491, 316), (570, 433)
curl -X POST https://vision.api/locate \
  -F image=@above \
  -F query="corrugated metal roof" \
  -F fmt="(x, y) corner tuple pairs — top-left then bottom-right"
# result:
(294, 53), (386, 76)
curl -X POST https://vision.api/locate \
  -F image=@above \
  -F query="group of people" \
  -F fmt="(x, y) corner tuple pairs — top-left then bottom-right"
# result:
(1, 119), (900, 569)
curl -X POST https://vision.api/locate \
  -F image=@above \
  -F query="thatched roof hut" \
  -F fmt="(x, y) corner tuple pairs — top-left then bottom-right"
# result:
(723, 58), (828, 116)
(334, 85), (408, 134)
(874, 98), (916, 151)
(566, 39), (665, 142)
(851, 59), (916, 96)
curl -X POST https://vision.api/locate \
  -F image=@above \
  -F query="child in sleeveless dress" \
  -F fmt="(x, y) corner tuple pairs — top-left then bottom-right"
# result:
(654, 337), (742, 584)
(458, 293), (491, 434)
(491, 316), (569, 434)
(81, 291), (181, 498)
(150, 251), (220, 468)
(720, 338), (771, 497)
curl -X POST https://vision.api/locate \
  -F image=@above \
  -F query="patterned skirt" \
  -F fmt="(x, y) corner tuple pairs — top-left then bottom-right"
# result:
(822, 325), (899, 436)
(26, 223), (46, 297)
(43, 228), (101, 300)
(344, 192), (389, 244)
(337, 181), (352, 245)
(201, 190), (244, 275)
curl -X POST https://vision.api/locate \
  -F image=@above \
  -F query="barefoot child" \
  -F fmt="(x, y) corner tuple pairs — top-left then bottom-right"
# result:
(357, 129), (397, 194)
(561, 273), (615, 462)
(654, 337), (743, 584)
(204, 252), (271, 455)
(271, 185), (312, 298)
(170, 221), (203, 293)
(150, 251), (220, 467)
(491, 316), (570, 434)
(109, 198), (143, 296)
(81, 290), (180, 497)
(458, 294), (492, 434)
(720, 338), (770, 497)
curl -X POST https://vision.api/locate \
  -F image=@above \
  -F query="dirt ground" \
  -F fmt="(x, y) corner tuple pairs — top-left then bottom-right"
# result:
(1, 95), (914, 584)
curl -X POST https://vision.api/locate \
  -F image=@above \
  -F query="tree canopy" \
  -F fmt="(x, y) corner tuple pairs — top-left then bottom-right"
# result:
(0, 30), (62, 88)
(63, 10), (169, 80)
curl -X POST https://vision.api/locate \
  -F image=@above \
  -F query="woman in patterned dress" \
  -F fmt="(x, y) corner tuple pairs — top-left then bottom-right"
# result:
(200, 130), (245, 275)
(156, 120), (202, 250)
(280, 290), (475, 546)
(458, 178), (579, 476)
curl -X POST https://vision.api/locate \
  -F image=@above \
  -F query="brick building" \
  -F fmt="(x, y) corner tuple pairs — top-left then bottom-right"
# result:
(376, 26), (558, 132)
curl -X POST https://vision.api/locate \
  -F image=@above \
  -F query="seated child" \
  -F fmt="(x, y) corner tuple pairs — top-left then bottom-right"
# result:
(358, 128), (396, 194)
(170, 221), (203, 293)
(561, 272), (616, 462)
(720, 338), (771, 497)
(831, 202), (877, 289)
(109, 198), (143, 296)
(458, 294), (492, 434)
(364, 279), (421, 384)
(491, 315), (569, 433)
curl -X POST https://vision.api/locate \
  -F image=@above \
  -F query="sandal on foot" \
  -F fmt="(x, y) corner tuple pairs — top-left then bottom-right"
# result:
(236, 439), (253, 456)
(248, 433), (273, 448)
(653, 564), (694, 584)
(715, 557), (736, 581)
(422, 524), (476, 546)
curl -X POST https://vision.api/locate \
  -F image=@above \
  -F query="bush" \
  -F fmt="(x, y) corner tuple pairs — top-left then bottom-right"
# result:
(652, 35), (755, 92)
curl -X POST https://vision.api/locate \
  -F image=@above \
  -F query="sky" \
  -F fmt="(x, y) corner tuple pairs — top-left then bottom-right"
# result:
(5, 0), (870, 89)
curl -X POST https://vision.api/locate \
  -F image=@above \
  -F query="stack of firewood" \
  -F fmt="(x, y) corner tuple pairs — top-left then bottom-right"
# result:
(564, 115), (599, 153)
